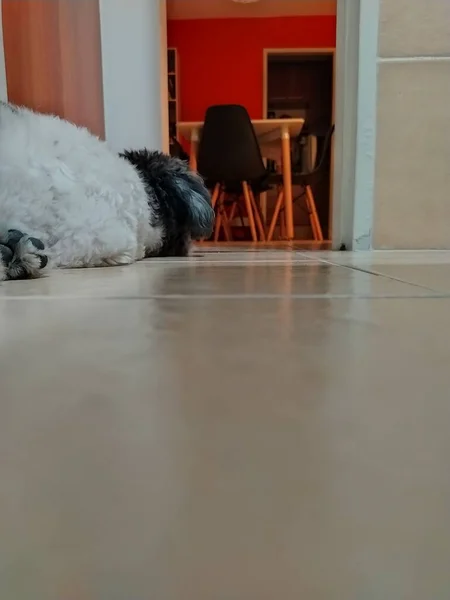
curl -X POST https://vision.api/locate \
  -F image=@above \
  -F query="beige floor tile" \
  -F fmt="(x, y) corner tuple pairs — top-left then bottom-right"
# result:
(0, 256), (436, 299)
(357, 264), (450, 294)
(1, 250), (450, 599)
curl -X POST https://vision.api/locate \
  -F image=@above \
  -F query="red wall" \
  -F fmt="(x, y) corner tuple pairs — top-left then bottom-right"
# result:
(167, 16), (336, 122)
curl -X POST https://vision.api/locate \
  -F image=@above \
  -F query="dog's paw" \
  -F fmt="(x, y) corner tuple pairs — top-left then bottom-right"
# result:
(0, 243), (12, 281)
(1, 230), (48, 280)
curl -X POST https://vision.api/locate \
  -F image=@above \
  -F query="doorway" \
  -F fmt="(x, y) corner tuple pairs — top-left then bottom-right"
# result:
(164, 0), (379, 250)
(263, 50), (334, 240)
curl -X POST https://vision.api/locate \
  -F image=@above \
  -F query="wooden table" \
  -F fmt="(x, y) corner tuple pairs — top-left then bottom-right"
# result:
(177, 118), (305, 241)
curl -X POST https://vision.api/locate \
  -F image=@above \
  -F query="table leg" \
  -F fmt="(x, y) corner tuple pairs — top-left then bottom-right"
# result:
(189, 127), (199, 171)
(281, 125), (294, 240)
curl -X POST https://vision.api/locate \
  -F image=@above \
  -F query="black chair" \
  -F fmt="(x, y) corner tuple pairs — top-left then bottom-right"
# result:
(267, 124), (335, 242)
(197, 104), (268, 242)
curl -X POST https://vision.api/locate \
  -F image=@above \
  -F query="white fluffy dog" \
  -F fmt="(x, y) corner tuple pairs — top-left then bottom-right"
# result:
(0, 101), (214, 280)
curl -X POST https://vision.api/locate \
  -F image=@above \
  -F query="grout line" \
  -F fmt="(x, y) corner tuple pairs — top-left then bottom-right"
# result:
(135, 260), (318, 266)
(378, 55), (450, 63)
(1, 294), (449, 301)
(347, 267), (438, 292)
(310, 257), (443, 294)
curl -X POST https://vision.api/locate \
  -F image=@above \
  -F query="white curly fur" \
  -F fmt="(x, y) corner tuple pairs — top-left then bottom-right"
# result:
(0, 102), (163, 272)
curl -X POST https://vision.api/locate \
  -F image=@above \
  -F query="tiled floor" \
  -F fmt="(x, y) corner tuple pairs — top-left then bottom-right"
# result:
(1, 248), (450, 599)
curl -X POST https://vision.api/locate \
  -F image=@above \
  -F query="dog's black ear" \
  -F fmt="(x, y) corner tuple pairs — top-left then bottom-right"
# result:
(168, 165), (215, 239)
(120, 149), (215, 241)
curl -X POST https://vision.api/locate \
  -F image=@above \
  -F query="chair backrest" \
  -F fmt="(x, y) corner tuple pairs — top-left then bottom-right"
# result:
(294, 123), (335, 176)
(170, 136), (190, 162)
(197, 104), (267, 184)
(293, 132), (318, 173)
(311, 123), (335, 174)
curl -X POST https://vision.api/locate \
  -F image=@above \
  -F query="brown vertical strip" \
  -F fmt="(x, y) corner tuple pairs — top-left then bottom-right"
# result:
(58, 0), (105, 137)
(2, 0), (64, 115)
(2, 0), (104, 137)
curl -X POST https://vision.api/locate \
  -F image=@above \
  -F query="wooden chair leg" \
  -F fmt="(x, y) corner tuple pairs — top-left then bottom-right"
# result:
(267, 189), (284, 242)
(242, 181), (258, 242)
(214, 212), (222, 242)
(221, 204), (233, 242)
(214, 191), (225, 242)
(280, 210), (287, 239)
(304, 191), (318, 240)
(249, 188), (266, 242)
(214, 193), (233, 242)
(210, 183), (221, 209)
(305, 185), (324, 242)
(227, 202), (238, 242)
(228, 202), (237, 222)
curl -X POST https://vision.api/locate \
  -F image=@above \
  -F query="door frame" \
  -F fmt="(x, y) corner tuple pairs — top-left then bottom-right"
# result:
(0, 3), (7, 101)
(262, 0), (380, 250)
(263, 47), (336, 241)
(333, 0), (380, 250)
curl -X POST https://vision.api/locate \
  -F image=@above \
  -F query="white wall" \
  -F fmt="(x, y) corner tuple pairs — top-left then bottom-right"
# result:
(0, 2), (8, 101)
(352, 0), (379, 250)
(99, 0), (168, 153)
(332, 0), (380, 250)
(159, 0), (169, 153)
